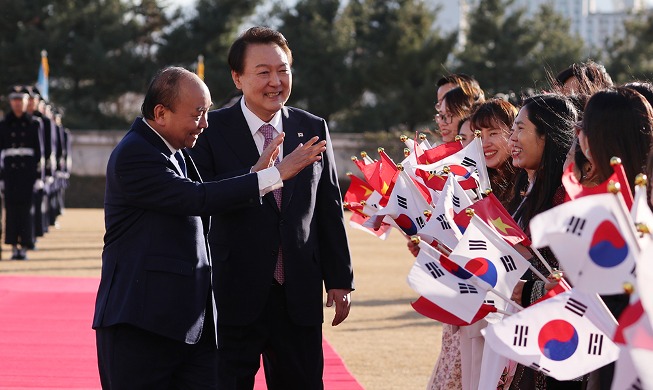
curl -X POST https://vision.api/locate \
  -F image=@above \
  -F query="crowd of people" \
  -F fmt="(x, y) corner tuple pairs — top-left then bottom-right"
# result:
(0, 85), (71, 260)
(400, 61), (651, 389)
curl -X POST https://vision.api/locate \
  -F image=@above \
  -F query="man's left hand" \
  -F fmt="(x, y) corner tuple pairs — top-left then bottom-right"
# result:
(326, 289), (352, 326)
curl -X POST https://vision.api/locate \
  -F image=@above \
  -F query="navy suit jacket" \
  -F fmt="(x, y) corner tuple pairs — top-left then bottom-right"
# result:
(93, 118), (260, 344)
(190, 101), (354, 327)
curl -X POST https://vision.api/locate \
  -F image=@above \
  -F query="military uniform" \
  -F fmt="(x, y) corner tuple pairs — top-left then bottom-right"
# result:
(28, 87), (52, 238)
(0, 86), (44, 259)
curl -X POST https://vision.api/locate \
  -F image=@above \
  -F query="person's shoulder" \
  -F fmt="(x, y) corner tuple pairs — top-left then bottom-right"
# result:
(207, 101), (241, 122)
(284, 105), (324, 122)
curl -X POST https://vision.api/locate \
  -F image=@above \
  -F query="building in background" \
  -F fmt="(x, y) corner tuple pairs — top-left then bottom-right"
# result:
(434, 0), (649, 53)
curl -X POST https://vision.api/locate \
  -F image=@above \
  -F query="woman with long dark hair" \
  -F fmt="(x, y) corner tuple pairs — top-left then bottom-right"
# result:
(576, 87), (653, 389)
(507, 93), (581, 390)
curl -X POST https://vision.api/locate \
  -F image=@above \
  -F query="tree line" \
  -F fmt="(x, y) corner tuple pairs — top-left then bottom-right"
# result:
(2, 0), (652, 131)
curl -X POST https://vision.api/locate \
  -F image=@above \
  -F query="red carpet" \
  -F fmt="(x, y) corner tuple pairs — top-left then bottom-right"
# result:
(0, 275), (363, 389)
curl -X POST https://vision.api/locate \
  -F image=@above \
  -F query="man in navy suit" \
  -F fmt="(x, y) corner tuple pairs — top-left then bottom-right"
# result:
(190, 27), (354, 389)
(92, 66), (326, 389)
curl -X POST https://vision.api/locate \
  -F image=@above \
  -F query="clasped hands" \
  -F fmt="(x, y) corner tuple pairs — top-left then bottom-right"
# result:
(252, 132), (326, 180)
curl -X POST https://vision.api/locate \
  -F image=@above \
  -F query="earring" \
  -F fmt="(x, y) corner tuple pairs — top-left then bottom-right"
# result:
(584, 148), (591, 159)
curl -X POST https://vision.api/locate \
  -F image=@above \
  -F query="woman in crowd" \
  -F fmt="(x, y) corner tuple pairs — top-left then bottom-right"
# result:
(574, 86), (653, 389)
(457, 117), (474, 147)
(436, 84), (484, 144)
(470, 98), (519, 207)
(553, 60), (613, 99)
(553, 61), (614, 186)
(425, 83), (484, 390)
(455, 98), (519, 390)
(507, 93), (582, 389)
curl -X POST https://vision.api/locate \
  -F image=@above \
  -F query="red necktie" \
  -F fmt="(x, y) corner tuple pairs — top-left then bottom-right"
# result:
(259, 124), (284, 284)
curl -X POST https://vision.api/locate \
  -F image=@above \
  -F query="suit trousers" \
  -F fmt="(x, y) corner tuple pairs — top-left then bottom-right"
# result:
(95, 303), (217, 390)
(216, 283), (324, 390)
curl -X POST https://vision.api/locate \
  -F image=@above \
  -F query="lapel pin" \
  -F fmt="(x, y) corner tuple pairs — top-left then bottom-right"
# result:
(297, 132), (303, 137)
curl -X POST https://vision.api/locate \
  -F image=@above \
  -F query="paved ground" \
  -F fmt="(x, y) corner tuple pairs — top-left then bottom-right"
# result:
(0, 209), (442, 389)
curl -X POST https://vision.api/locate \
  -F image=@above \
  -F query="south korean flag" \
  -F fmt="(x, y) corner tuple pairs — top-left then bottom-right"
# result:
(482, 289), (619, 381)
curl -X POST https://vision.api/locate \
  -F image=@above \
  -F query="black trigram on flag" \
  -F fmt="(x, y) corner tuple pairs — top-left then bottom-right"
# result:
(513, 325), (528, 347)
(452, 195), (461, 208)
(484, 299), (495, 306)
(461, 157), (476, 167)
(501, 255), (517, 272)
(436, 214), (451, 230)
(566, 216), (586, 236)
(529, 363), (550, 374)
(425, 262), (444, 279)
(416, 216), (426, 229)
(628, 378), (643, 390)
(588, 333), (604, 355)
(565, 297), (588, 317)
(397, 195), (408, 209)
(458, 283), (478, 294)
(469, 239), (487, 251)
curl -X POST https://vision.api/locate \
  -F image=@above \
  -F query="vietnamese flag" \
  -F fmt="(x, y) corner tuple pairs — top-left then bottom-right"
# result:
(354, 150), (399, 205)
(562, 162), (633, 209)
(453, 193), (531, 246)
(416, 170), (478, 192)
(344, 174), (375, 212)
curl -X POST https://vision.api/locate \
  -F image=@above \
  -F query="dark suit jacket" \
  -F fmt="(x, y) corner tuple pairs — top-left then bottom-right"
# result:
(92, 118), (261, 344)
(190, 101), (354, 327)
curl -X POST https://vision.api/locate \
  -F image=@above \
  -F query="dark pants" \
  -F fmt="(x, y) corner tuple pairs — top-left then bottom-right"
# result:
(216, 283), (324, 390)
(96, 320), (217, 390)
(4, 196), (35, 247)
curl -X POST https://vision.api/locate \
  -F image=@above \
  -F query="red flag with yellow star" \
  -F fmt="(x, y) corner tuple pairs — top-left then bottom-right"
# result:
(453, 193), (531, 246)
(344, 174), (375, 213)
(354, 150), (399, 205)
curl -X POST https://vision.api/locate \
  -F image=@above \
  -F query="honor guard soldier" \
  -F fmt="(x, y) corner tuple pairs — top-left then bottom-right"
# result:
(26, 86), (50, 241)
(0, 86), (44, 259)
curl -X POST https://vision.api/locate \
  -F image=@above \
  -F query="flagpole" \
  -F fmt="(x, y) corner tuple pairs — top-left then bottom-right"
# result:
(468, 211), (550, 284)
(414, 237), (524, 312)
(196, 54), (205, 81)
(608, 179), (642, 254)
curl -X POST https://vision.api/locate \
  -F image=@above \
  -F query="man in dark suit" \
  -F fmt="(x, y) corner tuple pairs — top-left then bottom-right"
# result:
(189, 27), (354, 389)
(92, 66), (326, 389)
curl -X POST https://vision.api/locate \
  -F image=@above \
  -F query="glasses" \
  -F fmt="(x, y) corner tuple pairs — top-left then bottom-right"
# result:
(434, 113), (454, 125)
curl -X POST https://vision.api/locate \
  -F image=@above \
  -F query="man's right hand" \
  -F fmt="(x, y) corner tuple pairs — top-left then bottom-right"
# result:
(275, 136), (327, 180)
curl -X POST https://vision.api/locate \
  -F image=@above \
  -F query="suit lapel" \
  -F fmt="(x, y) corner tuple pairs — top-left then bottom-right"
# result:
(217, 102), (261, 168)
(280, 107), (304, 211)
(181, 149), (211, 233)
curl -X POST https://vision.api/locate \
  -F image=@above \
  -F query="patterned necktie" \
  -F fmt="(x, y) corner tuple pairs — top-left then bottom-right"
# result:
(259, 124), (284, 284)
(174, 151), (187, 177)
(259, 124), (282, 208)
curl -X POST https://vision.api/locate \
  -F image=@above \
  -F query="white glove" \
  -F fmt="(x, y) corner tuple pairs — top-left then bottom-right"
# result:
(33, 179), (44, 191)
